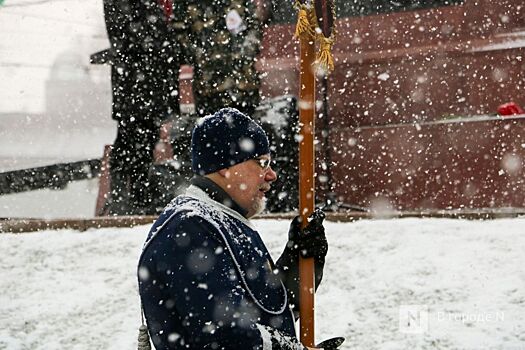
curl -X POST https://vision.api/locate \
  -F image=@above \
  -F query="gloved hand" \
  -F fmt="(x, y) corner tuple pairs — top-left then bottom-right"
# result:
(315, 337), (345, 349)
(287, 208), (328, 261)
(305, 336), (345, 350)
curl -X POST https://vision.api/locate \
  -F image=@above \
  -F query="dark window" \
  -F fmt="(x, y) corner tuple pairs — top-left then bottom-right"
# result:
(270, 0), (464, 24)
(337, 0), (464, 17)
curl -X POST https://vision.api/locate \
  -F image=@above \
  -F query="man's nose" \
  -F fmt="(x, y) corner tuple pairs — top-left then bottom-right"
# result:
(264, 166), (277, 182)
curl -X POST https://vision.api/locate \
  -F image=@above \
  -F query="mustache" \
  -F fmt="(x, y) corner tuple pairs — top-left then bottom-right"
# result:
(259, 184), (271, 192)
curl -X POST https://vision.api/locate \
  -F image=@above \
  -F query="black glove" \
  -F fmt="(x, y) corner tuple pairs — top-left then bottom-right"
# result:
(316, 337), (345, 349)
(287, 208), (328, 261)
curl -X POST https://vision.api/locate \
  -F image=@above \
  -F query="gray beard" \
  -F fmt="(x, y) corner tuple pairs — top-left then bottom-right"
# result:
(251, 197), (267, 217)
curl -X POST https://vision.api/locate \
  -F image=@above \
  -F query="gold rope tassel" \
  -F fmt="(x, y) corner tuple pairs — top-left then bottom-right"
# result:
(137, 307), (151, 350)
(294, 4), (315, 40)
(315, 34), (335, 72)
(137, 325), (152, 350)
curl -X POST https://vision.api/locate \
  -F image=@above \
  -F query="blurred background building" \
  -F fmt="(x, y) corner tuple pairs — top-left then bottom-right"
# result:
(1, 0), (525, 217)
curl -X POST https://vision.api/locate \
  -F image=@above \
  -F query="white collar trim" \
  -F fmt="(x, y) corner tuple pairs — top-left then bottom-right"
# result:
(184, 185), (256, 230)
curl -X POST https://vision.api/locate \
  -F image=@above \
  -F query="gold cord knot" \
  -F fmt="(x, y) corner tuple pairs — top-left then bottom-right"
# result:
(315, 34), (335, 72)
(294, 2), (315, 40)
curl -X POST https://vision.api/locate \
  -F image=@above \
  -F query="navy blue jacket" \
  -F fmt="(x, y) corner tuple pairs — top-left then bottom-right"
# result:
(138, 178), (323, 349)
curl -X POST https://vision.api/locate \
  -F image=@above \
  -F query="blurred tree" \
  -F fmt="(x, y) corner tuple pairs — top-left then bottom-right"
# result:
(171, 0), (264, 117)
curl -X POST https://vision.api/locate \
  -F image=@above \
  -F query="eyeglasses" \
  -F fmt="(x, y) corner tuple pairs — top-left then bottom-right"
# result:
(255, 157), (274, 171)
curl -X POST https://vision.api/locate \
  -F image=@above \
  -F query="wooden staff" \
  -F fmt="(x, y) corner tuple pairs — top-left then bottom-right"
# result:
(295, 0), (335, 346)
(295, 1), (317, 346)
(298, 37), (316, 348)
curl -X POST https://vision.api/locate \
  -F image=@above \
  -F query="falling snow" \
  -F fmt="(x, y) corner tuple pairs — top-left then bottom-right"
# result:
(2, 0), (525, 348)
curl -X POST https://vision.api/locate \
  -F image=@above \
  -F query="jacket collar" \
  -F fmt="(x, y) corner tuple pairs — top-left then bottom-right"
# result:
(190, 176), (249, 218)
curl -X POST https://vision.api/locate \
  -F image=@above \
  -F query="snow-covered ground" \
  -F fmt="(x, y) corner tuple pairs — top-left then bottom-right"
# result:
(1, 218), (524, 349)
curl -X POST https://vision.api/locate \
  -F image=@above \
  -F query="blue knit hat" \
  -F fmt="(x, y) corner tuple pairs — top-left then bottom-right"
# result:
(191, 108), (270, 175)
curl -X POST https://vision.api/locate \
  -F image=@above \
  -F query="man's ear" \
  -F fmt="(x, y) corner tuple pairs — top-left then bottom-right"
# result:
(218, 168), (230, 178)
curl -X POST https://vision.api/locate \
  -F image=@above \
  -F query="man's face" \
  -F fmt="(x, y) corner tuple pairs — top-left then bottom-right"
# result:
(222, 154), (277, 218)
